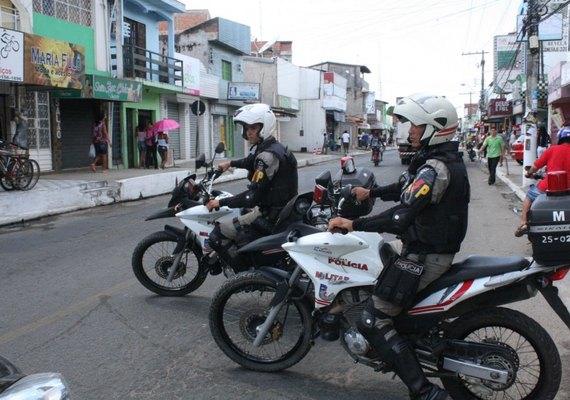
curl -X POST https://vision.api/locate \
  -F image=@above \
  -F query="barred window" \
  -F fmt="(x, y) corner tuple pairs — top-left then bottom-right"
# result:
(24, 92), (51, 149)
(33, 0), (92, 27)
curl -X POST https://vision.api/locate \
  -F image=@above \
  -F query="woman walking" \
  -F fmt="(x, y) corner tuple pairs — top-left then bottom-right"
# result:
(90, 114), (111, 173)
(135, 122), (147, 168)
(144, 120), (158, 169)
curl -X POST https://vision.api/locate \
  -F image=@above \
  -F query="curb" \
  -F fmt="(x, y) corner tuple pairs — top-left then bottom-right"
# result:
(0, 151), (358, 227)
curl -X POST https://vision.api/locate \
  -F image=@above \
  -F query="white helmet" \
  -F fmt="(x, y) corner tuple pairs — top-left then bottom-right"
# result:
(393, 93), (458, 147)
(233, 103), (276, 139)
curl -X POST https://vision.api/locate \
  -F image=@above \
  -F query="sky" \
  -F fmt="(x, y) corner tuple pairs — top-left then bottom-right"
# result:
(180, 0), (523, 112)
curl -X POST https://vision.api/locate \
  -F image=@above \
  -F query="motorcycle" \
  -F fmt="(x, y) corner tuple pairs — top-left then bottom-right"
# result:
(371, 143), (385, 166)
(466, 141), (476, 162)
(209, 183), (570, 399)
(0, 355), (70, 399)
(132, 151), (377, 297)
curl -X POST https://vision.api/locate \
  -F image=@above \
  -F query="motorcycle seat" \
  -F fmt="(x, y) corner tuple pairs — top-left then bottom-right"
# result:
(418, 255), (530, 298)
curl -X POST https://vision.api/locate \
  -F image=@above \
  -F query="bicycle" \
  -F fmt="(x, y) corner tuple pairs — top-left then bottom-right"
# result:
(0, 141), (40, 191)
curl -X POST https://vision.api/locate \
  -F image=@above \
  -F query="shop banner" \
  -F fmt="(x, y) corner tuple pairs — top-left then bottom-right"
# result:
(175, 52), (200, 96)
(487, 99), (513, 117)
(24, 33), (84, 88)
(0, 28), (24, 82)
(89, 75), (142, 102)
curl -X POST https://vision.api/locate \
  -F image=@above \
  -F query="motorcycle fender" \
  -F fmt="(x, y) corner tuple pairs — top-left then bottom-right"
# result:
(258, 267), (292, 284)
(163, 225), (193, 254)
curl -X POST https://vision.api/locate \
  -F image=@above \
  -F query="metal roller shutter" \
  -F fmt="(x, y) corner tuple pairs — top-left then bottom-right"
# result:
(60, 99), (97, 169)
(166, 102), (180, 159)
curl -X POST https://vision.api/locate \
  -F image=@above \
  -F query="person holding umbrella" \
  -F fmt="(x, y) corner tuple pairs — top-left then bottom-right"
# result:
(152, 119), (179, 169)
(157, 130), (169, 169)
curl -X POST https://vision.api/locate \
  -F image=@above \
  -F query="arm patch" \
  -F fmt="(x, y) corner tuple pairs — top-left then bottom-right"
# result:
(251, 159), (267, 183)
(401, 166), (437, 208)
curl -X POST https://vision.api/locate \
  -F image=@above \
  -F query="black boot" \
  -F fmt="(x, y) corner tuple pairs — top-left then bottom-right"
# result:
(357, 313), (448, 400)
(391, 340), (449, 400)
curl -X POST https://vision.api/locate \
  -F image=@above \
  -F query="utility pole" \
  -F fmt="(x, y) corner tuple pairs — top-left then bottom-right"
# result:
(523, 0), (541, 186)
(526, 0), (540, 116)
(462, 50), (489, 117)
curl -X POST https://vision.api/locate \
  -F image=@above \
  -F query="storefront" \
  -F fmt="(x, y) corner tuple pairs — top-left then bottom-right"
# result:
(548, 61), (570, 143)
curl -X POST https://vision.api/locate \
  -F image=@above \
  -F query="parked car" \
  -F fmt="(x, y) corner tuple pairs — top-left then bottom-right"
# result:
(510, 135), (524, 165)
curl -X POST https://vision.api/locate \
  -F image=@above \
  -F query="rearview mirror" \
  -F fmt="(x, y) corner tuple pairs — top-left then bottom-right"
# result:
(215, 142), (225, 154)
(315, 170), (332, 188)
(195, 154), (206, 170)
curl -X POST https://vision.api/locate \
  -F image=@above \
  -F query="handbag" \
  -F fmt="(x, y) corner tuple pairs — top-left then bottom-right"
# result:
(88, 144), (96, 159)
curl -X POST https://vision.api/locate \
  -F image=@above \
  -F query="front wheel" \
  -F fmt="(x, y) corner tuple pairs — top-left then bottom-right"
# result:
(131, 230), (207, 296)
(442, 307), (561, 400)
(209, 272), (313, 372)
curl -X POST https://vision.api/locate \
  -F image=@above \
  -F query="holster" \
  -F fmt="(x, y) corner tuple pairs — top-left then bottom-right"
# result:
(374, 257), (425, 309)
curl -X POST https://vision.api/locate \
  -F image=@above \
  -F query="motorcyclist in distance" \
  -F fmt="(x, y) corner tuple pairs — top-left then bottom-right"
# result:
(328, 94), (470, 400)
(206, 103), (298, 274)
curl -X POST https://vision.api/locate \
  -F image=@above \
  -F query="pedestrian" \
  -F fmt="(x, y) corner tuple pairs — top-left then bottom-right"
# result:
(362, 131), (369, 148)
(514, 126), (570, 237)
(157, 130), (169, 169)
(205, 103), (298, 273)
(12, 109), (28, 151)
(537, 125), (551, 158)
(144, 120), (158, 169)
(508, 129), (516, 152)
(321, 131), (328, 154)
(341, 130), (350, 155)
(328, 94), (468, 400)
(135, 122), (147, 168)
(480, 127), (505, 185)
(90, 114), (111, 173)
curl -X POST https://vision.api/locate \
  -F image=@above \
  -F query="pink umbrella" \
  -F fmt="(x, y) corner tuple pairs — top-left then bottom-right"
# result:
(153, 119), (180, 133)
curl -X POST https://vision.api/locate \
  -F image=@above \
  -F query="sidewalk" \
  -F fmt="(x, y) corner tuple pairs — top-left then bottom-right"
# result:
(0, 146), (529, 227)
(0, 148), (370, 227)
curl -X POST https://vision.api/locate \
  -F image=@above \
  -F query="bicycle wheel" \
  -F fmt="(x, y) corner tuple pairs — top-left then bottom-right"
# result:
(18, 159), (40, 190)
(0, 174), (15, 191)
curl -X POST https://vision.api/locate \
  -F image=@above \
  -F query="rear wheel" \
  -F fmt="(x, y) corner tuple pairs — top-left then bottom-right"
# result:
(442, 307), (561, 400)
(17, 159), (40, 190)
(209, 272), (313, 372)
(132, 230), (207, 296)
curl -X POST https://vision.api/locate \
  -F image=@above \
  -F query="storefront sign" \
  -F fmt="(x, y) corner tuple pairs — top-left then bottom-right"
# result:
(0, 28), (24, 82)
(90, 75), (142, 102)
(227, 82), (260, 101)
(175, 52), (200, 96)
(487, 99), (512, 116)
(24, 33), (84, 88)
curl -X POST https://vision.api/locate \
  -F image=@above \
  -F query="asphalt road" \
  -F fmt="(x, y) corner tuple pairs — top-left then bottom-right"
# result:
(0, 151), (569, 400)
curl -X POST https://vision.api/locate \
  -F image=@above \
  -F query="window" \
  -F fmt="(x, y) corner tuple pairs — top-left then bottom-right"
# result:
(222, 60), (232, 81)
(33, 0), (92, 27)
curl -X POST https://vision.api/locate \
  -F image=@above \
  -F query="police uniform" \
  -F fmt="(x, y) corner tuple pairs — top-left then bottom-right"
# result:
(209, 136), (298, 268)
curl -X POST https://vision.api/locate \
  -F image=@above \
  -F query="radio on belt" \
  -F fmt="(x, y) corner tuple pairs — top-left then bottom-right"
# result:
(528, 171), (570, 266)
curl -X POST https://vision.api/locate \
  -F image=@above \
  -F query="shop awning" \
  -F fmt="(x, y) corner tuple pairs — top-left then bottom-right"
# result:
(357, 123), (371, 129)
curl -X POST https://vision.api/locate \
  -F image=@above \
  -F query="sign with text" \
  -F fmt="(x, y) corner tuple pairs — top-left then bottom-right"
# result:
(0, 28), (24, 82)
(227, 82), (260, 101)
(24, 33), (84, 88)
(175, 52), (200, 96)
(487, 99), (513, 116)
(90, 75), (142, 102)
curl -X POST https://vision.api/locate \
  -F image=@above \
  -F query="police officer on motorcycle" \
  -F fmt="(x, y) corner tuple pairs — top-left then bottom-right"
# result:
(206, 103), (298, 272)
(328, 94), (470, 400)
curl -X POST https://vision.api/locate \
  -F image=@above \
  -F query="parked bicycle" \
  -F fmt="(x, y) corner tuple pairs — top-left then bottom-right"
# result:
(0, 140), (40, 191)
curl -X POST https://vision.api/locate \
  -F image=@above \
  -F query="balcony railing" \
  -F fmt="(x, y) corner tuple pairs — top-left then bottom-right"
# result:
(0, 6), (20, 30)
(111, 45), (183, 87)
